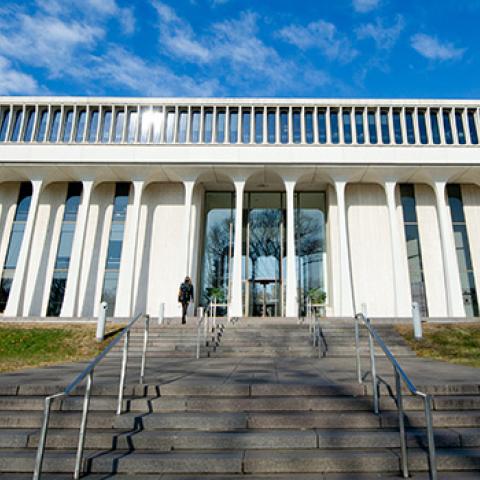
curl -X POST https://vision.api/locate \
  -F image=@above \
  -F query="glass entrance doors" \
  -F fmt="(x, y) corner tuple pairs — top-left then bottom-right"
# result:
(200, 190), (327, 317)
(245, 193), (284, 317)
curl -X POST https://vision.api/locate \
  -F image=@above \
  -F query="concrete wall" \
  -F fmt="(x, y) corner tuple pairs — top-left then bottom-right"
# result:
(346, 183), (395, 317)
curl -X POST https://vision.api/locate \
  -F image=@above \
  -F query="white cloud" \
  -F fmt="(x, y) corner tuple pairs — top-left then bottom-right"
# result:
(0, 13), (103, 77)
(353, 0), (380, 13)
(278, 20), (358, 63)
(89, 47), (220, 96)
(410, 34), (465, 61)
(0, 56), (39, 94)
(356, 15), (404, 50)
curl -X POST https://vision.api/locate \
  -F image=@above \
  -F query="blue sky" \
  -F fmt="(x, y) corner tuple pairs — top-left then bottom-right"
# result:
(0, 0), (478, 98)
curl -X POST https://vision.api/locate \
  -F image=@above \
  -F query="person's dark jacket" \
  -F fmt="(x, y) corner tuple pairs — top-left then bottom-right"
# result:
(178, 282), (194, 303)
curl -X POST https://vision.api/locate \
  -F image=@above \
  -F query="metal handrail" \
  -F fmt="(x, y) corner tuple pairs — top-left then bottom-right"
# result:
(354, 313), (437, 480)
(33, 312), (150, 480)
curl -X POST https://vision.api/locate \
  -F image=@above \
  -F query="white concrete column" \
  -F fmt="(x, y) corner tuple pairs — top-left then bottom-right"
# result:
(115, 180), (144, 317)
(284, 180), (298, 317)
(384, 181), (411, 317)
(432, 180), (465, 317)
(183, 179), (196, 277)
(61, 180), (94, 317)
(229, 179), (245, 317)
(334, 180), (354, 316)
(4, 179), (43, 316)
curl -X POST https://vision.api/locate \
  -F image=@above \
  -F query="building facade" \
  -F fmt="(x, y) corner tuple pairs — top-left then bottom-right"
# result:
(0, 97), (479, 320)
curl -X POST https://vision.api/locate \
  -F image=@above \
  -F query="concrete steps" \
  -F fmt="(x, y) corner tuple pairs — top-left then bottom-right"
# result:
(1, 380), (480, 476)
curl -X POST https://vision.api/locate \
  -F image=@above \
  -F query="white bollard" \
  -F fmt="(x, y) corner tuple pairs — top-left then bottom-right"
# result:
(96, 301), (108, 342)
(412, 302), (422, 340)
(158, 302), (165, 325)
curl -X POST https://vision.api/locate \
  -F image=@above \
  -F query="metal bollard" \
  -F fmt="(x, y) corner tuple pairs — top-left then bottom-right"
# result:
(96, 301), (108, 342)
(412, 302), (422, 340)
(158, 302), (165, 325)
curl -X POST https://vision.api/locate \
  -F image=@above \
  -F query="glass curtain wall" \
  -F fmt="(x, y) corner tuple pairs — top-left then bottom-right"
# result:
(0, 183), (32, 312)
(46, 183), (82, 316)
(200, 193), (234, 314)
(446, 185), (479, 316)
(400, 184), (428, 316)
(101, 183), (130, 316)
(296, 192), (327, 316)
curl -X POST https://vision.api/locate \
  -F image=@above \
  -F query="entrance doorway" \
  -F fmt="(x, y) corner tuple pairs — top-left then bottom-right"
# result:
(245, 193), (284, 317)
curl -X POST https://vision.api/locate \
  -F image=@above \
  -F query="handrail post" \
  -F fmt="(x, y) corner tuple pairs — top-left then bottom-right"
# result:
(140, 315), (149, 384)
(117, 331), (129, 415)
(74, 371), (93, 480)
(425, 394), (437, 480)
(366, 317), (379, 414)
(196, 308), (204, 360)
(354, 314), (362, 384)
(33, 395), (55, 480)
(395, 368), (409, 478)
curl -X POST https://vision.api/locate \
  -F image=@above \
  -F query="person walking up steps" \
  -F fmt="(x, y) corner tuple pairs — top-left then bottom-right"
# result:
(178, 276), (194, 324)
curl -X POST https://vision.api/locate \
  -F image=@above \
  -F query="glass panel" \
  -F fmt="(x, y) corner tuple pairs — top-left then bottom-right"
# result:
(447, 184), (464, 222)
(151, 107), (162, 143)
(87, 110), (98, 143)
(430, 111), (441, 144)
(447, 184), (479, 316)
(216, 110), (225, 143)
(355, 109), (364, 144)
(101, 109), (112, 143)
(114, 110), (124, 143)
(247, 193), (283, 317)
(393, 110), (402, 144)
(140, 107), (151, 143)
(400, 184), (428, 316)
(15, 183), (33, 221)
(23, 110), (35, 142)
(405, 110), (415, 144)
(368, 111), (377, 144)
(305, 110), (313, 144)
(191, 109), (200, 143)
(106, 223), (125, 269)
(468, 111), (478, 144)
(127, 109), (137, 143)
(178, 109), (188, 143)
(36, 110), (48, 142)
(280, 110), (288, 144)
(46, 272), (67, 317)
(200, 192), (234, 311)
(330, 110), (339, 144)
(318, 109), (327, 144)
(242, 109), (251, 144)
(165, 110), (175, 143)
(418, 111), (428, 144)
(4, 224), (25, 269)
(113, 183), (130, 220)
(0, 110), (10, 141)
(54, 223), (75, 270)
(229, 109), (238, 144)
(255, 109), (263, 144)
(0, 275), (13, 313)
(102, 271), (119, 316)
(75, 110), (86, 142)
(267, 110), (276, 144)
(11, 110), (23, 141)
(204, 109), (213, 143)
(297, 192), (327, 315)
(443, 110), (453, 144)
(49, 110), (61, 143)
(400, 184), (417, 223)
(343, 110), (352, 144)
(292, 109), (301, 143)
(455, 110), (466, 144)
(62, 110), (73, 142)
(381, 110), (390, 144)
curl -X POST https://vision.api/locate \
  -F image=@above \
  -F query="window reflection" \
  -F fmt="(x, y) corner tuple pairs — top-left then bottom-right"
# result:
(229, 109), (238, 144)
(330, 110), (339, 144)
(305, 110), (314, 144)
(318, 109), (327, 144)
(381, 110), (390, 144)
(204, 109), (213, 143)
(178, 109), (188, 143)
(292, 109), (301, 143)
(165, 110), (175, 143)
(11, 110), (23, 141)
(191, 109), (200, 143)
(405, 110), (415, 144)
(242, 108), (251, 144)
(127, 109), (137, 143)
(393, 110), (402, 144)
(355, 109), (364, 144)
(114, 110), (124, 143)
(255, 109), (263, 144)
(63, 110), (73, 143)
(23, 110), (35, 142)
(430, 111), (441, 144)
(216, 110), (225, 143)
(455, 110), (466, 144)
(49, 110), (61, 143)
(367, 110), (377, 144)
(0, 110), (10, 142)
(280, 109), (288, 144)
(152, 108), (163, 143)
(343, 109), (352, 144)
(443, 110), (453, 144)
(468, 111), (478, 145)
(76, 110), (86, 143)
(418, 110), (428, 144)
(36, 110), (48, 142)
